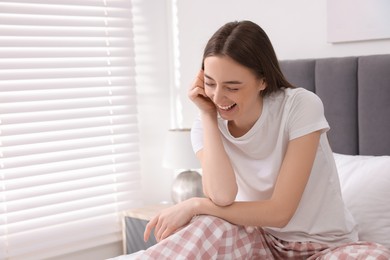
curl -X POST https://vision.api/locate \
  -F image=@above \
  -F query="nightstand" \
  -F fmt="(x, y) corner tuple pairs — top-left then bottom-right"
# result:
(122, 204), (171, 254)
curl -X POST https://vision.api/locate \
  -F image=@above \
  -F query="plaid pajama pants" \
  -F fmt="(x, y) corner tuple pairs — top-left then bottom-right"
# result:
(134, 215), (390, 260)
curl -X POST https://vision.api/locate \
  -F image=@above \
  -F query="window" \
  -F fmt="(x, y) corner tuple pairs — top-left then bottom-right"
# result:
(0, 1), (142, 259)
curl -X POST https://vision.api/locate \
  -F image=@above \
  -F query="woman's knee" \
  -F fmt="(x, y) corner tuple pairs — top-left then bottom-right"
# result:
(190, 215), (239, 237)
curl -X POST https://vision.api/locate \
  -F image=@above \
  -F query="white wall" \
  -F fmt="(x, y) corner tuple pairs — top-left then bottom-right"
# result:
(175, 0), (390, 128)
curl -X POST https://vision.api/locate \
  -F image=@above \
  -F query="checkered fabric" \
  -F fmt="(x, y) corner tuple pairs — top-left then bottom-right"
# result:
(309, 242), (390, 260)
(133, 215), (390, 260)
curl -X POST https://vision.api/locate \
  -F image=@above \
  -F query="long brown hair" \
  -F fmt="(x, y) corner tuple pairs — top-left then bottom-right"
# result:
(202, 20), (294, 96)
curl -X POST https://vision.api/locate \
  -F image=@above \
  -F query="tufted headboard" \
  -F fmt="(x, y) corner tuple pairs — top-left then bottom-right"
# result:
(279, 54), (390, 156)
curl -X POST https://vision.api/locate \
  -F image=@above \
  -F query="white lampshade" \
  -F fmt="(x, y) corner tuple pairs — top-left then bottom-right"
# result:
(162, 128), (200, 170)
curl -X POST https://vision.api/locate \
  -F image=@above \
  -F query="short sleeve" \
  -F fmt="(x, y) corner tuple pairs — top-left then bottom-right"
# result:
(191, 116), (204, 154)
(287, 90), (330, 140)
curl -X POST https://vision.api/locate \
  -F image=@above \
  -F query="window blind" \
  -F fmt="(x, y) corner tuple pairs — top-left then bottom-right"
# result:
(0, 1), (142, 259)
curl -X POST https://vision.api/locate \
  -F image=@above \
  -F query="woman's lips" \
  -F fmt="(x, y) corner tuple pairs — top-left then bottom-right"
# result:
(217, 103), (237, 111)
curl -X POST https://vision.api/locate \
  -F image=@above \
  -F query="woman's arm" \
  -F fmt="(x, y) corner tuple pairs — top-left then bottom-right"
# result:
(145, 130), (321, 242)
(188, 70), (237, 206)
(197, 112), (237, 206)
(194, 130), (321, 227)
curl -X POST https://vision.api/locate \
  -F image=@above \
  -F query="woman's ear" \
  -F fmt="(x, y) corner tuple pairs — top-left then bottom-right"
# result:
(258, 78), (267, 92)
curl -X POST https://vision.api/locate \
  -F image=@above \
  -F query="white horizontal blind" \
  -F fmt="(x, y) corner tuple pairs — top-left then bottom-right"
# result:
(0, 1), (142, 259)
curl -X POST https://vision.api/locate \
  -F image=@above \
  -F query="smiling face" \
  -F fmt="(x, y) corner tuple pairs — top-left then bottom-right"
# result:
(204, 55), (266, 133)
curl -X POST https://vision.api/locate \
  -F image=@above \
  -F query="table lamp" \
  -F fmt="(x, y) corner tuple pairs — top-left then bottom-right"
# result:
(162, 128), (203, 203)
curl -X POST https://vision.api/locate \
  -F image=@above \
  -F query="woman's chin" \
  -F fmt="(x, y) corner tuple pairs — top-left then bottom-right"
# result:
(218, 108), (237, 120)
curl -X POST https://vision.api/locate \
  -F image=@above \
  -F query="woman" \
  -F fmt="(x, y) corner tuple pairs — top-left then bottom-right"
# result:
(114, 20), (366, 259)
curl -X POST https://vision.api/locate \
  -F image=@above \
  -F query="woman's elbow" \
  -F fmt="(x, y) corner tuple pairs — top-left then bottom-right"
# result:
(203, 189), (236, 206)
(210, 195), (235, 206)
(202, 183), (237, 206)
(273, 207), (295, 228)
(274, 215), (291, 228)
(208, 190), (237, 207)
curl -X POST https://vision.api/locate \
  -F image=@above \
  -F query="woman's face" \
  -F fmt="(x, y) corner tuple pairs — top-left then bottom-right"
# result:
(203, 55), (266, 128)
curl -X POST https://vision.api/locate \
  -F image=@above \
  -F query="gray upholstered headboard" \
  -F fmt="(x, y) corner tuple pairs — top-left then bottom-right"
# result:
(279, 54), (390, 156)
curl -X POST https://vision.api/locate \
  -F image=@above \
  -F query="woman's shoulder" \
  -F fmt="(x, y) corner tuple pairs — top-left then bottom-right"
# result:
(285, 87), (317, 98)
(266, 87), (322, 108)
(284, 87), (323, 107)
(267, 87), (314, 99)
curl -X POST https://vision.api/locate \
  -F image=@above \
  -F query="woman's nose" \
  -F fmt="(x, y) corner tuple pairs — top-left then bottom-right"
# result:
(212, 86), (224, 103)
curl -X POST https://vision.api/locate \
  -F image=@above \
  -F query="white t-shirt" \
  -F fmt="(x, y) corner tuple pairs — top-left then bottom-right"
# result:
(191, 87), (358, 245)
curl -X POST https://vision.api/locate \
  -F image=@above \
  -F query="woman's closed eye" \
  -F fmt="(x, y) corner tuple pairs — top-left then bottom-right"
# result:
(205, 82), (239, 91)
(205, 82), (216, 87)
(227, 87), (239, 92)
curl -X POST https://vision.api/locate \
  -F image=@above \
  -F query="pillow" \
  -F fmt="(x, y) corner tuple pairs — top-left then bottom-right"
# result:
(333, 153), (390, 249)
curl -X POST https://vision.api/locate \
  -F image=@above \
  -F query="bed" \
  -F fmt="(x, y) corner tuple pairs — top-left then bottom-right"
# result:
(280, 54), (390, 256)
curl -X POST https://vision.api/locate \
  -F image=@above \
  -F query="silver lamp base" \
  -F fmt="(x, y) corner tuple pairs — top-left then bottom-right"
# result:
(171, 170), (203, 204)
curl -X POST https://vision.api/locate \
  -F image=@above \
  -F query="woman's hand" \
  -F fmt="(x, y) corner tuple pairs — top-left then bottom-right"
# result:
(144, 198), (198, 242)
(188, 70), (217, 116)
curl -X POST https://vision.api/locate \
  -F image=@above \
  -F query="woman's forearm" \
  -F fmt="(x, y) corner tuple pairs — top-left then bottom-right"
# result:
(199, 113), (237, 206)
(192, 132), (322, 229)
(191, 197), (290, 229)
